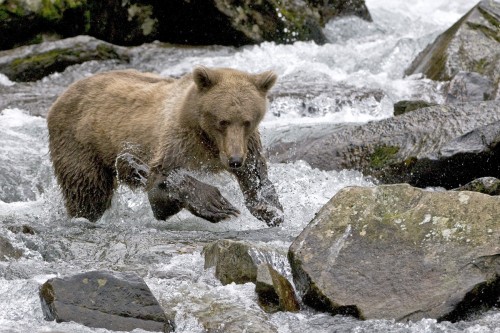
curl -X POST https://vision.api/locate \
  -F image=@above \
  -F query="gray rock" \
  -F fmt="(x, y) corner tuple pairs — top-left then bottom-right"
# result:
(453, 177), (500, 195)
(255, 263), (300, 313)
(0, 35), (129, 82)
(39, 270), (174, 332)
(445, 71), (496, 103)
(267, 101), (500, 189)
(405, 0), (500, 84)
(289, 184), (500, 321)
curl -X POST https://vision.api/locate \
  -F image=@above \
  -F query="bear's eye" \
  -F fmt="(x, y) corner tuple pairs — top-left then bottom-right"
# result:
(219, 120), (230, 128)
(243, 121), (251, 128)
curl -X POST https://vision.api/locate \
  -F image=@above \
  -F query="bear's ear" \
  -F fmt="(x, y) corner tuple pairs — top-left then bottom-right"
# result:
(193, 66), (218, 91)
(253, 70), (277, 94)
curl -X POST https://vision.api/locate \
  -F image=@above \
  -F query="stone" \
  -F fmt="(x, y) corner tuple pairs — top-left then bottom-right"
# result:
(289, 184), (500, 321)
(203, 239), (281, 285)
(39, 270), (174, 332)
(0, 235), (23, 261)
(453, 177), (500, 195)
(267, 101), (500, 189)
(405, 0), (500, 84)
(255, 263), (300, 313)
(0, 35), (129, 82)
(445, 71), (496, 103)
(0, 0), (372, 49)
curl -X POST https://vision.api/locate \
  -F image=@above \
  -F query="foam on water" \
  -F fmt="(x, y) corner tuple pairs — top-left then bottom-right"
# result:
(0, 0), (495, 332)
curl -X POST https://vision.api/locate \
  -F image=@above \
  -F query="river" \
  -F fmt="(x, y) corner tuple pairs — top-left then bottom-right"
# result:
(1, 0), (499, 332)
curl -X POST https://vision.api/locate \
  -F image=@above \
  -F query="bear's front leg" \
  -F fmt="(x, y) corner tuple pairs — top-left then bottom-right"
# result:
(147, 171), (240, 223)
(233, 138), (284, 227)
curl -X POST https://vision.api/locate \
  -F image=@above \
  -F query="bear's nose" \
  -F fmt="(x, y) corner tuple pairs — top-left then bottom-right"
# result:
(228, 156), (243, 169)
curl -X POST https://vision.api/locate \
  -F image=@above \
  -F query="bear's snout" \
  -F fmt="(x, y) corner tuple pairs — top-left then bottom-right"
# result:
(228, 155), (243, 169)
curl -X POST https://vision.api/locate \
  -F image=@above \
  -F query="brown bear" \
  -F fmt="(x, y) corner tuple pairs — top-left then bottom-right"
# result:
(47, 67), (283, 226)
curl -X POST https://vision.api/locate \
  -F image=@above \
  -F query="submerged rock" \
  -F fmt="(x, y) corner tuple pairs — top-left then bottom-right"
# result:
(405, 0), (500, 85)
(39, 270), (174, 332)
(289, 184), (500, 321)
(0, 235), (23, 261)
(453, 177), (500, 195)
(0, 35), (129, 82)
(255, 263), (300, 313)
(267, 101), (500, 189)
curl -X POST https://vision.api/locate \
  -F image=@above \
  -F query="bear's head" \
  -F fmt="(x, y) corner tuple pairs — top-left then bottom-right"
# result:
(191, 67), (277, 170)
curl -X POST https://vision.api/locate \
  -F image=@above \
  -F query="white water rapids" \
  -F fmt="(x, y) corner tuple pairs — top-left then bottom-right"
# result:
(1, 0), (499, 332)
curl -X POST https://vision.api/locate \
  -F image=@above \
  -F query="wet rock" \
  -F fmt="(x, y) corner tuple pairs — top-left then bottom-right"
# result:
(393, 100), (437, 116)
(1, 0), (371, 49)
(0, 235), (23, 261)
(39, 270), (174, 332)
(406, 120), (500, 188)
(255, 263), (300, 313)
(445, 72), (497, 103)
(203, 239), (280, 285)
(204, 240), (258, 285)
(405, 0), (500, 84)
(6, 225), (37, 235)
(453, 177), (500, 195)
(0, 0), (86, 50)
(0, 35), (129, 82)
(267, 101), (500, 189)
(289, 184), (500, 321)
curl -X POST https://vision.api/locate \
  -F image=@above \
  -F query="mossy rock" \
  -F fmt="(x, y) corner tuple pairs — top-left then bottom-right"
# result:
(406, 0), (500, 83)
(369, 145), (400, 169)
(0, 0), (87, 50)
(0, 36), (129, 82)
(289, 184), (500, 321)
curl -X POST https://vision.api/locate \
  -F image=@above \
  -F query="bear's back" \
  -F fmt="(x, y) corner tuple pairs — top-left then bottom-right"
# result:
(47, 70), (185, 167)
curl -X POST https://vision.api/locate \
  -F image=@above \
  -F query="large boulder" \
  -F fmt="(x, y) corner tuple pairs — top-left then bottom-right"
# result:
(289, 184), (500, 321)
(0, 35), (129, 82)
(0, 0), (372, 50)
(39, 270), (174, 332)
(405, 0), (500, 85)
(0, 0), (87, 50)
(267, 101), (500, 189)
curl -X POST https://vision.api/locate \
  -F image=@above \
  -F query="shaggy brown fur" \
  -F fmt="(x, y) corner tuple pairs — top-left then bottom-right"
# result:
(47, 67), (283, 226)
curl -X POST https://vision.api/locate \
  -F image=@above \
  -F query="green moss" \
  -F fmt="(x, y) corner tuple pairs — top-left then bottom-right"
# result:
(472, 58), (490, 75)
(370, 146), (400, 169)
(39, 0), (85, 22)
(11, 48), (70, 68)
(0, 2), (26, 18)
(416, 7), (474, 81)
(478, 6), (500, 30)
(466, 22), (500, 43)
(83, 9), (91, 32)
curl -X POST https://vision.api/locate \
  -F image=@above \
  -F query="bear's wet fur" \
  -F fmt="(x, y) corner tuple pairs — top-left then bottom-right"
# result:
(47, 67), (283, 226)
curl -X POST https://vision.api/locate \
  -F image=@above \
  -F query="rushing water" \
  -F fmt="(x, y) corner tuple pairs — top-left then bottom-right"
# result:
(1, 0), (499, 332)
